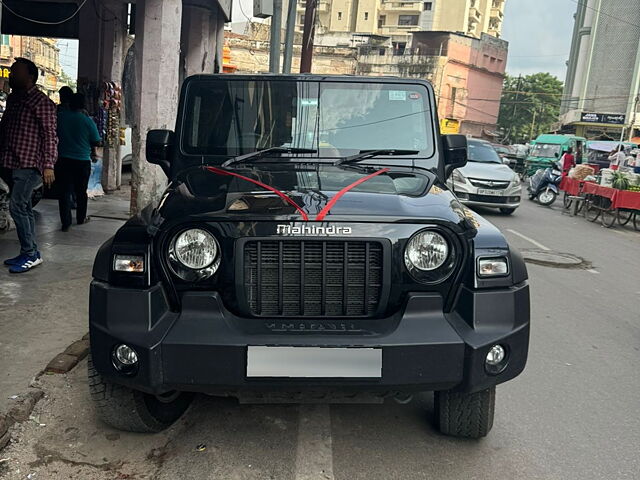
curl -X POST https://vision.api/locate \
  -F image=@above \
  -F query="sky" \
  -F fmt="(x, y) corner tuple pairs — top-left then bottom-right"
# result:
(58, 0), (578, 83)
(501, 0), (577, 81)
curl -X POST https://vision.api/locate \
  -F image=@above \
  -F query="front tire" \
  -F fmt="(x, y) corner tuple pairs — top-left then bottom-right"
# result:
(88, 356), (193, 432)
(434, 386), (495, 439)
(537, 189), (557, 206)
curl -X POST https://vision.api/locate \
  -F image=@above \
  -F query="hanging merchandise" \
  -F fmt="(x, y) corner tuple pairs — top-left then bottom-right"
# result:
(102, 81), (123, 148)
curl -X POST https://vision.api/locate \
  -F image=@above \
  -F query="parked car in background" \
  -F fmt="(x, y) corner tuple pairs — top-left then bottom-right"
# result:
(449, 138), (521, 214)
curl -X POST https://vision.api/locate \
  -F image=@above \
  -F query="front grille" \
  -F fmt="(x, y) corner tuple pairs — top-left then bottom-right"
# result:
(468, 178), (510, 190)
(242, 240), (384, 317)
(467, 194), (510, 204)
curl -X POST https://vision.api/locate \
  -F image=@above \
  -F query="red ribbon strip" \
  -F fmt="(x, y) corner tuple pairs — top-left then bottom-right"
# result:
(207, 166), (309, 220)
(315, 168), (390, 221)
(206, 166), (390, 222)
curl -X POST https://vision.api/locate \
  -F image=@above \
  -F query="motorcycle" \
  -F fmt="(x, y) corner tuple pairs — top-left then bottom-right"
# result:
(527, 160), (563, 206)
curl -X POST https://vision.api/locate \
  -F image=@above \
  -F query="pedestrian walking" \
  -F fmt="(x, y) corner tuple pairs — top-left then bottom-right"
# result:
(0, 58), (57, 273)
(55, 93), (102, 232)
(58, 86), (73, 111)
(607, 144), (626, 170)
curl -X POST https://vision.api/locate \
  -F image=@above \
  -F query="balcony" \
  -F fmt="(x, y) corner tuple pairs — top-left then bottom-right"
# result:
(490, 7), (504, 20)
(468, 7), (481, 23)
(380, 1), (422, 12)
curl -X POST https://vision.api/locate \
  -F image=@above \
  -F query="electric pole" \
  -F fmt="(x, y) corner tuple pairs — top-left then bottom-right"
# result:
(300, 0), (317, 73)
(283, 0), (297, 73)
(269, 0), (283, 73)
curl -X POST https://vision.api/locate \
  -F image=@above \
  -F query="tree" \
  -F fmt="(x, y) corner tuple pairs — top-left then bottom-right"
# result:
(498, 73), (564, 144)
(59, 70), (77, 91)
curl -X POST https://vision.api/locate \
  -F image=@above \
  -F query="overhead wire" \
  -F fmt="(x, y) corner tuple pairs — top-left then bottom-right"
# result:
(0, 0), (89, 25)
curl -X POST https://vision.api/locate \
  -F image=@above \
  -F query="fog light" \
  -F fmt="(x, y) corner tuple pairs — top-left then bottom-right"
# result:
(112, 344), (138, 373)
(485, 344), (508, 375)
(486, 345), (505, 366)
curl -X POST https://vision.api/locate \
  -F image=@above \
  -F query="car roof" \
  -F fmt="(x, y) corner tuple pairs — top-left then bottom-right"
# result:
(184, 73), (434, 88)
(535, 134), (586, 144)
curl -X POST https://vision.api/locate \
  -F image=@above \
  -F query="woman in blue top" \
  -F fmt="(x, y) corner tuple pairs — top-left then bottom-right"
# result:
(56, 93), (102, 231)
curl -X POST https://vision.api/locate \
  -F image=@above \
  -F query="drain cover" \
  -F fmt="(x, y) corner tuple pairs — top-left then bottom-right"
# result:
(521, 249), (587, 268)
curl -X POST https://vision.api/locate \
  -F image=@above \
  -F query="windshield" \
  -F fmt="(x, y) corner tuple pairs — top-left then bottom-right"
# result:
(181, 79), (433, 159)
(530, 143), (562, 158)
(467, 141), (502, 163)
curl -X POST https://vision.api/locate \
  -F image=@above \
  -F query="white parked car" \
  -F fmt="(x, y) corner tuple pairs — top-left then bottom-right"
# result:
(448, 138), (522, 215)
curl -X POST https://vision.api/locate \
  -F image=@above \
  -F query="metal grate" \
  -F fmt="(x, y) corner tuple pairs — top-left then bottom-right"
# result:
(243, 240), (383, 317)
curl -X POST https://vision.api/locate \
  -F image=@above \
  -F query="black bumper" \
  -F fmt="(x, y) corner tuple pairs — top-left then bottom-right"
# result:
(89, 281), (530, 396)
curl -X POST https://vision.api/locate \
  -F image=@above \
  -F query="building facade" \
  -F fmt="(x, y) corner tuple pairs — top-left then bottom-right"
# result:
(0, 35), (63, 99)
(356, 31), (508, 138)
(296, 0), (506, 48)
(560, 0), (640, 140)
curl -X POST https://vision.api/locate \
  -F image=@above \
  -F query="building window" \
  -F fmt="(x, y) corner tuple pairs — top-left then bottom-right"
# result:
(398, 15), (419, 25)
(338, 12), (342, 20)
(1, 35), (10, 46)
(424, 2), (432, 10)
(300, 14), (305, 24)
(364, 12), (369, 20)
(378, 15), (386, 28)
(490, 57), (496, 64)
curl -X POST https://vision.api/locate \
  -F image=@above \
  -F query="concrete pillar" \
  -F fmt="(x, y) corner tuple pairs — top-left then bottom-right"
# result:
(182, 5), (217, 77)
(100, 3), (128, 193)
(130, 0), (183, 214)
(77, 4), (101, 83)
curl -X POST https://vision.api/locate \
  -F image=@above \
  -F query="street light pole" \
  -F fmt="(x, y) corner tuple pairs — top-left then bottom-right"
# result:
(282, 0), (297, 73)
(269, 0), (283, 73)
(300, 0), (317, 73)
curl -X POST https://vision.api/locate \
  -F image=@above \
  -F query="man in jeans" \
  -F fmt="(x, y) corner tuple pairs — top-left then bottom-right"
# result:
(0, 58), (57, 273)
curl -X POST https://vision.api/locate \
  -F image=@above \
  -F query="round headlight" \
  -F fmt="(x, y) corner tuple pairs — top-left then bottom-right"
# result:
(404, 231), (449, 272)
(173, 228), (218, 269)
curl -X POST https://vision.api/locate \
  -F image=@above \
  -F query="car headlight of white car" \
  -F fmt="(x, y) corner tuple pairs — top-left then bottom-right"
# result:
(452, 170), (467, 184)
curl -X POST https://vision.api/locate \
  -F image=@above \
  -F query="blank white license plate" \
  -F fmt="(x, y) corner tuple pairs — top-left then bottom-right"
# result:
(246, 346), (382, 378)
(477, 188), (503, 196)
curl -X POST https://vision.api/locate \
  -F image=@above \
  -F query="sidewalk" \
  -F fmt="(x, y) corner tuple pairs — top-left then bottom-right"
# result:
(0, 189), (129, 413)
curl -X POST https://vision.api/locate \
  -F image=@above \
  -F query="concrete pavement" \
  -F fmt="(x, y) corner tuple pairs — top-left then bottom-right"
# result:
(1, 195), (639, 479)
(0, 193), (127, 414)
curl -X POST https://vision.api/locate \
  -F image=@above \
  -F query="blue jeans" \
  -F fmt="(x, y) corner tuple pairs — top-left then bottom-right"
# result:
(9, 168), (41, 257)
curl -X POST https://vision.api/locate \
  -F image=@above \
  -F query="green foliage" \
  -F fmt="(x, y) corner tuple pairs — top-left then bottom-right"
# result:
(498, 73), (564, 144)
(59, 70), (77, 91)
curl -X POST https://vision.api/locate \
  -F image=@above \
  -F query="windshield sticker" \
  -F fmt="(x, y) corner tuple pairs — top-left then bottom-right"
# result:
(409, 92), (421, 100)
(389, 90), (407, 101)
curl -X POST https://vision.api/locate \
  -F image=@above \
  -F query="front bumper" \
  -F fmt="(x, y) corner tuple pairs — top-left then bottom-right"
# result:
(452, 182), (522, 209)
(89, 281), (530, 396)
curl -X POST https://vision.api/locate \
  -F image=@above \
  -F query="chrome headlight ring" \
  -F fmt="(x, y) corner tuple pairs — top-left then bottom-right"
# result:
(404, 229), (458, 284)
(168, 228), (221, 282)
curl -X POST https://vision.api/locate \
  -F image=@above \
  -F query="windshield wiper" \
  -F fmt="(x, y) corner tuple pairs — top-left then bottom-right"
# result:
(334, 149), (419, 166)
(222, 147), (317, 168)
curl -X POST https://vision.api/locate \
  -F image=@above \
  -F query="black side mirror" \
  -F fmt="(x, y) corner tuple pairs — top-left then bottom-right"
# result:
(146, 129), (174, 176)
(443, 134), (468, 179)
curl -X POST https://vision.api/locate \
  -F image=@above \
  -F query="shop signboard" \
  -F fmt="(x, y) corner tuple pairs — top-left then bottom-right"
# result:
(440, 118), (460, 134)
(580, 112), (626, 125)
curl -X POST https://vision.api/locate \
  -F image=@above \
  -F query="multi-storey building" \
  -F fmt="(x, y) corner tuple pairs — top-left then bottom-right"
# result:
(295, 0), (506, 48)
(560, 0), (640, 140)
(0, 35), (62, 99)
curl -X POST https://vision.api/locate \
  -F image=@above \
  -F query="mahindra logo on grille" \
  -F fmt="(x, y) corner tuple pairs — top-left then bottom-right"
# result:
(276, 225), (353, 235)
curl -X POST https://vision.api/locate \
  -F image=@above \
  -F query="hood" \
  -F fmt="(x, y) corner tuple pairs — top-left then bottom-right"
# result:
(458, 162), (516, 181)
(152, 165), (472, 228)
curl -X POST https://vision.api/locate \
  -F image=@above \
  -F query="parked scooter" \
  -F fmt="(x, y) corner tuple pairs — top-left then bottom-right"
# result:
(527, 160), (563, 206)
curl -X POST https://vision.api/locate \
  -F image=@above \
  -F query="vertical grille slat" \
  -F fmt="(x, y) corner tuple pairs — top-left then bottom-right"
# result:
(243, 240), (384, 318)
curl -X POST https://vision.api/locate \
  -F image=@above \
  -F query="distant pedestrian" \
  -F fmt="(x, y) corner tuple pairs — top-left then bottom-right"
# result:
(608, 144), (626, 170)
(560, 147), (575, 176)
(55, 93), (102, 231)
(58, 86), (74, 111)
(0, 58), (57, 273)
